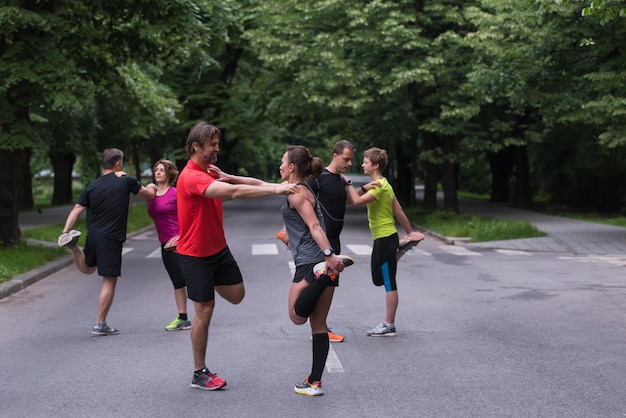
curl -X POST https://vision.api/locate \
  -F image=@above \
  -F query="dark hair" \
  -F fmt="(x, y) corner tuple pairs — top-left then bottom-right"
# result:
(153, 159), (179, 185)
(286, 145), (324, 180)
(185, 122), (221, 155)
(102, 148), (124, 169)
(332, 140), (356, 155)
(364, 147), (388, 172)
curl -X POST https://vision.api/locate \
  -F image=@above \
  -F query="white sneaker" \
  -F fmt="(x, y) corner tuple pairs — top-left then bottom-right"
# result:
(366, 322), (397, 337)
(312, 255), (355, 280)
(57, 230), (81, 248)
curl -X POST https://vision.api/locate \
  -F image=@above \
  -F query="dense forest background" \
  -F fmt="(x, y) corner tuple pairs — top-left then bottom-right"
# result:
(1, 0), (624, 245)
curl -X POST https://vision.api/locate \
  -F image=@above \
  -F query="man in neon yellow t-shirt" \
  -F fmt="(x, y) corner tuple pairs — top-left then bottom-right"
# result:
(344, 147), (424, 336)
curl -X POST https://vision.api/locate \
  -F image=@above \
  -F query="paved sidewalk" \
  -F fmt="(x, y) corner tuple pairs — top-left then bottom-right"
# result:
(457, 199), (626, 256)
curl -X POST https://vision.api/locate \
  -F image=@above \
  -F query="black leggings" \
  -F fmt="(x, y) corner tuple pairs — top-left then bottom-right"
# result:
(161, 244), (186, 289)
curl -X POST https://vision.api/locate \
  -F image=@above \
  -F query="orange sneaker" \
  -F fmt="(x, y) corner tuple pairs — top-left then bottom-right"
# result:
(327, 328), (345, 343)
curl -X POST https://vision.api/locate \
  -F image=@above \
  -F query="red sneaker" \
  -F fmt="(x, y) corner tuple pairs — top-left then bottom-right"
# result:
(191, 368), (227, 391)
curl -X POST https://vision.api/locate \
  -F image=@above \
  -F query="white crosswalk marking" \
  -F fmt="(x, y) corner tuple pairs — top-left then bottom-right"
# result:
(122, 247), (134, 255)
(403, 248), (431, 256)
(495, 249), (532, 256)
(147, 248), (161, 258)
(559, 255), (626, 266)
(346, 244), (372, 255)
(131, 231), (154, 240)
(252, 244), (279, 255)
(326, 344), (344, 373)
(440, 245), (482, 256)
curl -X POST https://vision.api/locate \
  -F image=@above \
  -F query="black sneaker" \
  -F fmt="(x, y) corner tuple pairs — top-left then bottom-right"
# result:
(397, 234), (425, 255)
(91, 322), (119, 336)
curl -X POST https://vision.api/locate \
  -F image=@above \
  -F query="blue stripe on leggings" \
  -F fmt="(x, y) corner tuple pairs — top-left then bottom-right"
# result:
(382, 262), (392, 292)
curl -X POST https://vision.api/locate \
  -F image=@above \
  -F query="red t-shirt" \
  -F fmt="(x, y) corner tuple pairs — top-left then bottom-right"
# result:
(176, 160), (227, 257)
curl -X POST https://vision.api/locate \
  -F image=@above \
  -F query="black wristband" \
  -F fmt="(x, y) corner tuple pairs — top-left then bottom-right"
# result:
(361, 185), (367, 193)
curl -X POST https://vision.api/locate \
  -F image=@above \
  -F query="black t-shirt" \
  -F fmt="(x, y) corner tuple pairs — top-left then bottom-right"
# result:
(308, 169), (347, 251)
(77, 173), (142, 241)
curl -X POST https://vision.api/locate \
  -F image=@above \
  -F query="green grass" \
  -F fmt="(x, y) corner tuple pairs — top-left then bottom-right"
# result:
(1, 203), (154, 284)
(405, 208), (546, 242)
(0, 243), (66, 281)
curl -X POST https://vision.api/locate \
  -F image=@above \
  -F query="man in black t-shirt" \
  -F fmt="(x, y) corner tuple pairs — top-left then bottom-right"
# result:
(307, 140), (356, 342)
(59, 148), (155, 336)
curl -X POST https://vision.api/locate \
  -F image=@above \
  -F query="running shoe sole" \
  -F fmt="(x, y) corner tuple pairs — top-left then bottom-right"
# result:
(312, 255), (355, 279)
(58, 230), (81, 248)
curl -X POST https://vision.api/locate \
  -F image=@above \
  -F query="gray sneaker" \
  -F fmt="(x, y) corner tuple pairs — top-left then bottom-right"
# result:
(366, 322), (396, 337)
(91, 322), (119, 336)
(58, 230), (81, 248)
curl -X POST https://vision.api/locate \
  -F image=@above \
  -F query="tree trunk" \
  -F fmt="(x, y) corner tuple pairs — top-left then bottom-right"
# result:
(18, 148), (33, 210)
(440, 160), (459, 212)
(394, 146), (413, 206)
(422, 161), (439, 210)
(512, 145), (532, 208)
(0, 149), (28, 245)
(50, 150), (76, 205)
(487, 148), (515, 203)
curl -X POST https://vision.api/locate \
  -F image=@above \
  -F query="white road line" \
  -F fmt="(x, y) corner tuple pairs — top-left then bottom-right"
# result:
(252, 244), (279, 255)
(440, 245), (482, 256)
(147, 247), (161, 258)
(403, 248), (431, 256)
(346, 244), (372, 255)
(495, 249), (532, 256)
(122, 247), (134, 255)
(326, 344), (344, 373)
(559, 255), (626, 266)
(131, 231), (154, 240)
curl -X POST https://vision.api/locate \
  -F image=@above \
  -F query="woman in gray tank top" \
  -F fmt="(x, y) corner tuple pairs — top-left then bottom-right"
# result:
(279, 145), (350, 397)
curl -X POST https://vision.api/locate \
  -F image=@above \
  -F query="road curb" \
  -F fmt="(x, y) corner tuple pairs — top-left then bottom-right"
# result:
(0, 226), (155, 301)
(0, 255), (74, 301)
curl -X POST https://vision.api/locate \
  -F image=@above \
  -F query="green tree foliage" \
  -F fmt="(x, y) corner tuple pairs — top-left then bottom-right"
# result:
(246, 0), (481, 210)
(0, 0), (236, 245)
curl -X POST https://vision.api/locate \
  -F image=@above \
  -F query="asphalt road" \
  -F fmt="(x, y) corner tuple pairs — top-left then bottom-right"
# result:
(1, 197), (625, 417)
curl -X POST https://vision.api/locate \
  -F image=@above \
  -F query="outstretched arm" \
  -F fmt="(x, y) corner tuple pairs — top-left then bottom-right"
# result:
(204, 180), (296, 200)
(209, 165), (269, 187)
(62, 204), (87, 233)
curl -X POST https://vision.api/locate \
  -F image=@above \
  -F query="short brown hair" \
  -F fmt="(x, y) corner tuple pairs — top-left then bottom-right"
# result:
(153, 159), (179, 185)
(185, 122), (220, 155)
(102, 148), (124, 169)
(363, 147), (388, 172)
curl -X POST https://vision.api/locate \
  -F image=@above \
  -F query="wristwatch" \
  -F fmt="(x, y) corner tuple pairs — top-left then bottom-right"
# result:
(323, 248), (335, 257)
(345, 179), (353, 185)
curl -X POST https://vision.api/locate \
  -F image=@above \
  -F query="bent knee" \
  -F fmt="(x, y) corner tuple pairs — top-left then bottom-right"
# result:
(289, 311), (308, 325)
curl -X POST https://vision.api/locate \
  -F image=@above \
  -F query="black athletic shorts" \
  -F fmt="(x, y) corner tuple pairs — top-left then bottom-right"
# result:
(177, 247), (243, 302)
(293, 261), (339, 287)
(84, 234), (124, 278)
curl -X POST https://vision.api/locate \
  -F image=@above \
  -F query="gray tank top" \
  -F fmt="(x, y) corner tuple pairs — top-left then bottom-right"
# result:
(281, 183), (326, 266)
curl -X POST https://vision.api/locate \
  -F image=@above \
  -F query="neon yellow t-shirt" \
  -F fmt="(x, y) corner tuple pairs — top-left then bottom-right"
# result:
(366, 177), (397, 240)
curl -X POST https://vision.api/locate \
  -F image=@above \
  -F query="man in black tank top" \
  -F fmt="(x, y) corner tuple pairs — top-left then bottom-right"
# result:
(307, 140), (356, 343)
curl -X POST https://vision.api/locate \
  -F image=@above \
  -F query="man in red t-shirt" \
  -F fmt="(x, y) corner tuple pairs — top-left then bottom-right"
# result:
(177, 122), (296, 391)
